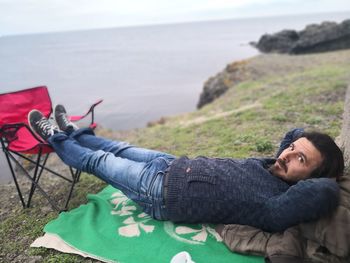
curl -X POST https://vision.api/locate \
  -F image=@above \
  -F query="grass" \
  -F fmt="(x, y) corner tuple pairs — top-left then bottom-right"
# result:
(1, 50), (350, 262)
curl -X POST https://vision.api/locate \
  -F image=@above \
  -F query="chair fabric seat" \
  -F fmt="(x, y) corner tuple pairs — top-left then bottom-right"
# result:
(8, 127), (53, 154)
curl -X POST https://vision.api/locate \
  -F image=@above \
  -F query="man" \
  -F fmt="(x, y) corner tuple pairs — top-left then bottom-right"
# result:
(215, 174), (350, 262)
(28, 105), (344, 232)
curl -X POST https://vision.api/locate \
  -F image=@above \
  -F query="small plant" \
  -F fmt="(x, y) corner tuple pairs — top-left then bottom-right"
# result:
(272, 114), (288, 122)
(256, 140), (274, 153)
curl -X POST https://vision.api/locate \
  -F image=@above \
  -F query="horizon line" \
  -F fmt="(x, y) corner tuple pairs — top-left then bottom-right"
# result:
(1, 9), (350, 38)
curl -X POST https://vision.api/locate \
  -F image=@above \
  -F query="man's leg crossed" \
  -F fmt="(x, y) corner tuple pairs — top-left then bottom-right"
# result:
(48, 132), (169, 220)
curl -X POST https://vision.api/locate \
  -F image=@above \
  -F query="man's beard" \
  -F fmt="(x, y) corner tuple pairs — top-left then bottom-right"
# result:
(268, 163), (278, 176)
(268, 158), (287, 177)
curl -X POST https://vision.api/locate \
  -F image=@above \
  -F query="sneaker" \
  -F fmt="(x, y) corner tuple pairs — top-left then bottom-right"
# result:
(28, 110), (60, 141)
(54, 104), (78, 132)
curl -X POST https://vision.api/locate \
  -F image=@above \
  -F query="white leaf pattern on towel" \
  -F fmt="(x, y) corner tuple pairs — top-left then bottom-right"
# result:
(110, 192), (156, 238)
(110, 191), (222, 243)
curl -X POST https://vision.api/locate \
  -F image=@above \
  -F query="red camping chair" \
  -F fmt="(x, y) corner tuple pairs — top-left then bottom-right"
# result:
(0, 86), (102, 211)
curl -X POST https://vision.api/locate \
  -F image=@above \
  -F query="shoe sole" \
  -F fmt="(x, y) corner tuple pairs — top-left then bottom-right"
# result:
(27, 109), (38, 130)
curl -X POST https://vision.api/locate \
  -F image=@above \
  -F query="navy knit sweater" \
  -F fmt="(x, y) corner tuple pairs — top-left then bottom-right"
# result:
(165, 129), (340, 232)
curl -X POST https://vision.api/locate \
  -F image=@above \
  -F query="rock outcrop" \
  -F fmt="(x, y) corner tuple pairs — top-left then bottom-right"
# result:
(197, 60), (249, 108)
(252, 19), (350, 54)
(197, 72), (229, 109)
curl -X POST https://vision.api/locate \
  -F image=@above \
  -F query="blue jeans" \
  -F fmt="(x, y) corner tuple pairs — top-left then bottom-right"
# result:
(48, 128), (175, 220)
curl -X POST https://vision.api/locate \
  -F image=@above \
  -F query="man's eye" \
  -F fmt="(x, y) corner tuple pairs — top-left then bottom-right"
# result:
(289, 144), (294, 150)
(298, 156), (304, 163)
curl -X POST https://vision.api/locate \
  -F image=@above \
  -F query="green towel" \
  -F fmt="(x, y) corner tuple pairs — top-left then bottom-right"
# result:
(45, 186), (264, 263)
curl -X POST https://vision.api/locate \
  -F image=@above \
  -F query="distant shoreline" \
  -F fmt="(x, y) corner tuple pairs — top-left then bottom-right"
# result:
(2, 10), (350, 37)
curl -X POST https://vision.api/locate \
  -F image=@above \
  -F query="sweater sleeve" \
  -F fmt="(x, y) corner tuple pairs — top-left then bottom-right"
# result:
(275, 128), (304, 158)
(262, 178), (339, 232)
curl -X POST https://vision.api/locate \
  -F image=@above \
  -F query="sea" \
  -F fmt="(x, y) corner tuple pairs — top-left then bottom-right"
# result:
(0, 11), (350, 183)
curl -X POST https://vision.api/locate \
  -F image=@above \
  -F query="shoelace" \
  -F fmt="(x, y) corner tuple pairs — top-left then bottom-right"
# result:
(36, 118), (56, 135)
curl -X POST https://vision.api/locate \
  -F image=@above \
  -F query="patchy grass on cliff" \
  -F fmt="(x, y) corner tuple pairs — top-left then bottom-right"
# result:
(123, 50), (349, 159)
(1, 49), (350, 262)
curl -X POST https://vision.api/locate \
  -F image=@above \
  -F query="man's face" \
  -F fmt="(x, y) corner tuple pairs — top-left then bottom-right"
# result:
(269, 137), (323, 182)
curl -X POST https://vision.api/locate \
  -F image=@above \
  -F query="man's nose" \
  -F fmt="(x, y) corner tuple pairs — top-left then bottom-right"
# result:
(284, 151), (297, 161)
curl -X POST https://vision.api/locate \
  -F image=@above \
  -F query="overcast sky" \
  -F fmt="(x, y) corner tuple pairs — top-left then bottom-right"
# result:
(1, 0), (349, 35)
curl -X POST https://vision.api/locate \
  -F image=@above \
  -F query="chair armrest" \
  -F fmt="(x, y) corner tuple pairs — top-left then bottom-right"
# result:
(69, 99), (103, 127)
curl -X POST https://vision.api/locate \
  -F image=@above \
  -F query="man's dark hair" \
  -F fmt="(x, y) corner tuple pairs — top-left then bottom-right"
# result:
(299, 131), (344, 179)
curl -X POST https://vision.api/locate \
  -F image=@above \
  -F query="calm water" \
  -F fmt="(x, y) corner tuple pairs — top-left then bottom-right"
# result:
(1, 12), (350, 183)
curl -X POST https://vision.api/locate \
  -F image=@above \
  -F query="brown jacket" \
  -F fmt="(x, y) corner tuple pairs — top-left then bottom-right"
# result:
(216, 176), (350, 263)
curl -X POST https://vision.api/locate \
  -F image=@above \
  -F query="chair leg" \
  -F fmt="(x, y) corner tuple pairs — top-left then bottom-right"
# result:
(6, 151), (61, 211)
(76, 169), (82, 183)
(27, 152), (50, 208)
(2, 149), (26, 208)
(63, 168), (81, 210)
(2, 147), (80, 212)
(27, 148), (43, 208)
(13, 151), (73, 182)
